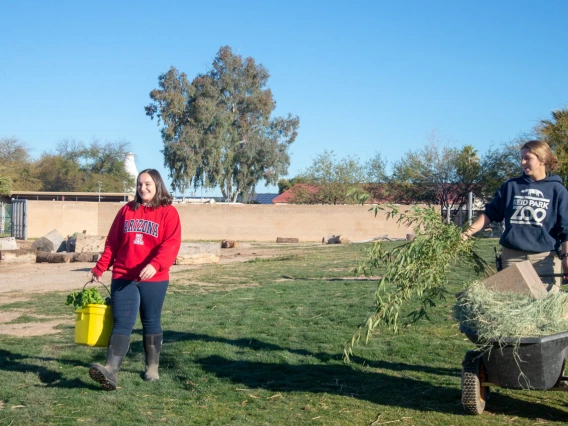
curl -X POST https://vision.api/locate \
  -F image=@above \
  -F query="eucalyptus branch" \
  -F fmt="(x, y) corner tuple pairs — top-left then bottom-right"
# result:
(343, 203), (494, 362)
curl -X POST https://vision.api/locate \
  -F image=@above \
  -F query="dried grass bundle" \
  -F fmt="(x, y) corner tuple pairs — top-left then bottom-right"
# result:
(455, 281), (568, 341)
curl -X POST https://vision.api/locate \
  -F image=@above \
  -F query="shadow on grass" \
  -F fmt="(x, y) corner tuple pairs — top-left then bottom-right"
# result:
(160, 330), (461, 377)
(161, 330), (341, 362)
(0, 348), (102, 390)
(159, 331), (568, 419)
(193, 355), (568, 420)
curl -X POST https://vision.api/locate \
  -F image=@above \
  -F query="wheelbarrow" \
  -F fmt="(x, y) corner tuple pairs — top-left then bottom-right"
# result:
(460, 325), (568, 414)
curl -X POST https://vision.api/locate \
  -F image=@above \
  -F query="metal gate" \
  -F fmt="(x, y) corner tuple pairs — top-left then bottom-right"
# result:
(11, 199), (27, 240)
(0, 202), (11, 236)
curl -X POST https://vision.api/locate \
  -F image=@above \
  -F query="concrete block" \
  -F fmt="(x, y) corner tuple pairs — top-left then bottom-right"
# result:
(175, 243), (221, 265)
(177, 242), (221, 257)
(0, 237), (18, 250)
(0, 249), (37, 264)
(481, 260), (548, 299)
(75, 234), (106, 253)
(175, 253), (220, 265)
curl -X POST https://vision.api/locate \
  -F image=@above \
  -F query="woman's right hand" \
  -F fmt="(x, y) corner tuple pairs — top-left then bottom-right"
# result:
(87, 270), (100, 282)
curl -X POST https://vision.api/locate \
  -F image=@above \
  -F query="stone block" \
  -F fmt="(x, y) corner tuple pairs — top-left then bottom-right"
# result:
(31, 229), (66, 252)
(0, 237), (18, 250)
(481, 260), (548, 299)
(221, 239), (238, 248)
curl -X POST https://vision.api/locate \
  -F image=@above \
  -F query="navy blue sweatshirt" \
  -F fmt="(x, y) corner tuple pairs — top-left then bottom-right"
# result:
(484, 174), (568, 253)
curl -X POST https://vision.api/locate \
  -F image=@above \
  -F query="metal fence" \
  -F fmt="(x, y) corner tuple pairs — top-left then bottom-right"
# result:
(441, 207), (503, 238)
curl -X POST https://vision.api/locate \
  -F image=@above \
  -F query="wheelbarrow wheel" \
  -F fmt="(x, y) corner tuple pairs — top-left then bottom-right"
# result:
(461, 350), (489, 415)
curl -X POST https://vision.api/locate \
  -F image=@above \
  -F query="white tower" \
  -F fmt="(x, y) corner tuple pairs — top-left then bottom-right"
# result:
(124, 152), (139, 192)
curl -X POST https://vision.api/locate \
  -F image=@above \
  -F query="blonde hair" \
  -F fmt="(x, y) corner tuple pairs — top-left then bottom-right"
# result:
(521, 140), (559, 172)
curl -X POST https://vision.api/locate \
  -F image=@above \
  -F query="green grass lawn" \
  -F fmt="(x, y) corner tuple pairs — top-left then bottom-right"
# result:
(1, 239), (567, 425)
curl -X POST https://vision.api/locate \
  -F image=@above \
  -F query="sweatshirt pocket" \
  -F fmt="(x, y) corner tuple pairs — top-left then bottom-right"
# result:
(501, 225), (556, 253)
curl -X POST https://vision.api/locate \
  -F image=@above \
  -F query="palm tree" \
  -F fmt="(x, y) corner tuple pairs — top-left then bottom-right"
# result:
(536, 108), (568, 184)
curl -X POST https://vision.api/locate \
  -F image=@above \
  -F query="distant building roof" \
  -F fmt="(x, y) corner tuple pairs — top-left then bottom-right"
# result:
(272, 184), (319, 204)
(10, 191), (134, 202)
(273, 183), (484, 205)
(251, 193), (279, 204)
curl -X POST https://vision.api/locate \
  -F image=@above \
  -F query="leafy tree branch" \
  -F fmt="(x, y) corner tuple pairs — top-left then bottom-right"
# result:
(343, 202), (493, 362)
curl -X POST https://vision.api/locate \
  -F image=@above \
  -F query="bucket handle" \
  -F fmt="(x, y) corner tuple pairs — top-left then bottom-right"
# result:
(83, 279), (111, 295)
(83, 280), (111, 305)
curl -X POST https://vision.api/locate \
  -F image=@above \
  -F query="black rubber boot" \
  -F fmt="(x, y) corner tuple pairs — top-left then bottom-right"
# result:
(143, 333), (162, 381)
(89, 334), (130, 390)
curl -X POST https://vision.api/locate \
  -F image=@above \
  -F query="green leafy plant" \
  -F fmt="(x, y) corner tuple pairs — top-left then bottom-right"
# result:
(65, 285), (110, 310)
(343, 201), (493, 361)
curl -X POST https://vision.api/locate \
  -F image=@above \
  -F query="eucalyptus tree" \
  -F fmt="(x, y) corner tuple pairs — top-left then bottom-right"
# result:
(146, 46), (300, 202)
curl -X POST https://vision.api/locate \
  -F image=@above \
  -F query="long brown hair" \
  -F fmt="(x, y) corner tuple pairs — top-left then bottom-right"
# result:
(133, 169), (173, 210)
(521, 140), (559, 173)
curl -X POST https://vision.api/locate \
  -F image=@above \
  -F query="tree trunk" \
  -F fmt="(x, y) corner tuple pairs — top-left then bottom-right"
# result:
(36, 252), (73, 263)
(276, 237), (299, 243)
(71, 252), (100, 262)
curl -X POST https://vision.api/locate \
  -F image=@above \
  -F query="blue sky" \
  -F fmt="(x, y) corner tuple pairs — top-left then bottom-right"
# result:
(1, 0), (567, 196)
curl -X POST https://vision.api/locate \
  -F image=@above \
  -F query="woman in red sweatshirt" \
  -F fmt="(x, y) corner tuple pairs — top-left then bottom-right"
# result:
(88, 168), (181, 390)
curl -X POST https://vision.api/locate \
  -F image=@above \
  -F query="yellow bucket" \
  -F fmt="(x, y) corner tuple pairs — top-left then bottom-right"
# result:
(74, 304), (113, 347)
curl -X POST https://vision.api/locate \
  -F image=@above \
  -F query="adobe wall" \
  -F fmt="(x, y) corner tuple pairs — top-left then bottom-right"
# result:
(26, 201), (425, 242)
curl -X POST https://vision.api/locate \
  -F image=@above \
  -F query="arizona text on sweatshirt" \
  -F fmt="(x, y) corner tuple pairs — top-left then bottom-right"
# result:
(484, 174), (568, 253)
(92, 202), (181, 281)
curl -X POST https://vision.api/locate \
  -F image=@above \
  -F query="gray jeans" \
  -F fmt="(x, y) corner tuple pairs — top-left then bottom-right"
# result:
(501, 247), (561, 292)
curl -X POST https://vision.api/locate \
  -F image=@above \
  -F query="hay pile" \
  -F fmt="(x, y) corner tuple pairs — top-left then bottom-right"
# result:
(455, 281), (568, 341)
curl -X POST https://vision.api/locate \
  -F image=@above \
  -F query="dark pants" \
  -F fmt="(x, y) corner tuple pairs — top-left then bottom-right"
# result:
(110, 279), (169, 336)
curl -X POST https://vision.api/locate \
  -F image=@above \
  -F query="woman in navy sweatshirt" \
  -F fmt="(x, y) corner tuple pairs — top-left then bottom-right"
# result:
(87, 168), (181, 390)
(464, 140), (568, 290)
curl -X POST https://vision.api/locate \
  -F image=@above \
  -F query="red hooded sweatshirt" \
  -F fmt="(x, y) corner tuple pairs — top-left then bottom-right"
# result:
(92, 202), (181, 282)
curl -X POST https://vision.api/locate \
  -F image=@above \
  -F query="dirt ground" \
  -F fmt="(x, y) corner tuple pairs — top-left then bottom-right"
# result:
(0, 242), (311, 294)
(0, 242), (319, 337)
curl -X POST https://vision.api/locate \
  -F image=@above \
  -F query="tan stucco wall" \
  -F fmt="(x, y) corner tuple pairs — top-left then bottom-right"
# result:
(26, 201), (425, 241)
(27, 200), (101, 238)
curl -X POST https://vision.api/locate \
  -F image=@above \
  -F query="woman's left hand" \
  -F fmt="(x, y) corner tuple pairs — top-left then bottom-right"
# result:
(562, 258), (568, 282)
(139, 264), (157, 281)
